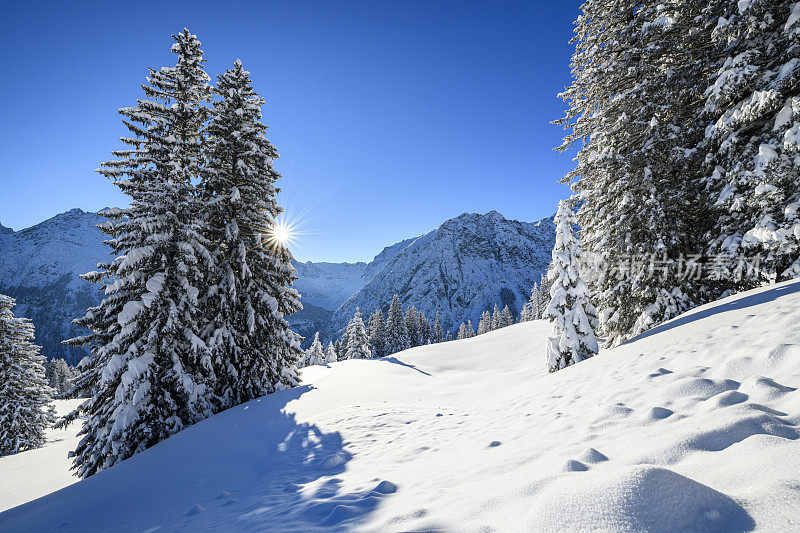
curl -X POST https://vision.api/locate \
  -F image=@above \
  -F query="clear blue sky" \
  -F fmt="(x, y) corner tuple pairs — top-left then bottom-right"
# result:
(0, 0), (581, 262)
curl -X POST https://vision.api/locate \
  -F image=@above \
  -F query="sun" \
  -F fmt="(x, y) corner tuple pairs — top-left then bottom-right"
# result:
(273, 224), (292, 246)
(272, 223), (291, 245)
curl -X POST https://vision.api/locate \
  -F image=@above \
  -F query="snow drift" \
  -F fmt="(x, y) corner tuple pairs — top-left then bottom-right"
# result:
(1, 279), (799, 531)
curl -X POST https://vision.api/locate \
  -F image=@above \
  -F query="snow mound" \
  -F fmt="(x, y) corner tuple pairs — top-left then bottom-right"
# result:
(529, 465), (755, 532)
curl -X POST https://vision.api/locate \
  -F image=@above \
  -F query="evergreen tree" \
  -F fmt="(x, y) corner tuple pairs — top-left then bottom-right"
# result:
(200, 58), (302, 407)
(366, 308), (385, 357)
(445, 331), (453, 342)
(491, 304), (501, 331)
(325, 341), (338, 364)
(46, 358), (76, 397)
(556, 0), (724, 346)
(303, 333), (326, 367)
(0, 294), (55, 456)
(477, 310), (492, 334)
(543, 201), (599, 372)
(432, 311), (444, 343)
(500, 305), (515, 328)
(405, 306), (422, 347)
(384, 294), (410, 355)
(63, 30), (217, 478)
(465, 319), (475, 338)
(344, 308), (371, 359)
(703, 0), (800, 280)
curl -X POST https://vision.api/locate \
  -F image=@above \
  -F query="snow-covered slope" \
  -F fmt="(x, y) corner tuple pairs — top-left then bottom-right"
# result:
(3, 279), (798, 531)
(329, 210), (554, 334)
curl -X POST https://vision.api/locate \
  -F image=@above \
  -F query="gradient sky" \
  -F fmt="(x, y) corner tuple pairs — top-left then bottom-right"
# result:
(0, 0), (582, 262)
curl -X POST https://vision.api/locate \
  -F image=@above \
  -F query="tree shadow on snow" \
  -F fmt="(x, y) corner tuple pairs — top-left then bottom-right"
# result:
(378, 356), (432, 376)
(0, 385), (396, 532)
(626, 279), (800, 344)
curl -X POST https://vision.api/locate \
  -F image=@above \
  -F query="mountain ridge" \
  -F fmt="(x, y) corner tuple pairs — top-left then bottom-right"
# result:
(0, 208), (554, 358)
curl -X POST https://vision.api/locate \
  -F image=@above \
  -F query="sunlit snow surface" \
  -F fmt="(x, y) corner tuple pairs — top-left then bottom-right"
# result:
(2, 280), (800, 531)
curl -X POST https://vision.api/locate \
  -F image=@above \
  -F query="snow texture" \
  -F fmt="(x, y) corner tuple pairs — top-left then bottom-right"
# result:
(2, 279), (800, 530)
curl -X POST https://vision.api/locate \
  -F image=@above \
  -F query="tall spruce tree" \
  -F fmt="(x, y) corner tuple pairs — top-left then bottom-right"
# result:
(477, 310), (492, 334)
(543, 201), (599, 372)
(556, 0), (725, 345)
(344, 308), (371, 359)
(0, 295), (55, 456)
(64, 30), (217, 477)
(200, 58), (302, 407)
(703, 0), (800, 280)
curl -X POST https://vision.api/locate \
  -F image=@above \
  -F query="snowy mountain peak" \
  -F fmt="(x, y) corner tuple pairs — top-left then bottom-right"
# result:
(329, 211), (555, 334)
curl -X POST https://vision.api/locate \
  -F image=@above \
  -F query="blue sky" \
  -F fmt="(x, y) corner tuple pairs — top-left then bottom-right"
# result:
(0, 0), (581, 262)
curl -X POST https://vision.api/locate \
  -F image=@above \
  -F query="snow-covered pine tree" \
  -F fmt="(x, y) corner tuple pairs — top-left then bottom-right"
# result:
(500, 305), (514, 328)
(555, 0), (725, 346)
(63, 30), (217, 478)
(456, 322), (467, 340)
(490, 304), (501, 331)
(325, 341), (338, 364)
(703, 0), (800, 280)
(46, 358), (75, 397)
(405, 306), (422, 347)
(466, 319), (476, 338)
(384, 294), (410, 355)
(0, 294), (55, 456)
(520, 284), (540, 322)
(477, 310), (492, 334)
(432, 311), (444, 343)
(344, 308), (371, 359)
(200, 58), (302, 408)
(543, 201), (599, 372)
(303, 333), (326, 367)
(366, 308), (385, 357)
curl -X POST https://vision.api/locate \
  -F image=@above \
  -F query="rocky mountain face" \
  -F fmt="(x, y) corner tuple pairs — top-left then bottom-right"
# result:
(328, 210), (554, 336)
(0, 209), (554, 361)
(0, 209), (109, 365)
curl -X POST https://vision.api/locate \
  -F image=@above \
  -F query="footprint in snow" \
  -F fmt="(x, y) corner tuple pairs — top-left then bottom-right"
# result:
(562, 460), (588, 472)
(186, 504), (205, 516)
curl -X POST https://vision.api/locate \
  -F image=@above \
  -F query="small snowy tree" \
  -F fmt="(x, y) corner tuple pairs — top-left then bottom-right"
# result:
(303, 333), (326, 367)
(344, 308), (371, 359)
(383, 294), (410, 355)
(0, 294), (55, 456)
(490, 304), (501, 331)
(543, 201), (599, 372)
(500, 306), (515, 328)
(366, 309), (385, 357)
(325, 341), (338, 363)
(477, 310), (491, 334)
(432, 312), (444, 343)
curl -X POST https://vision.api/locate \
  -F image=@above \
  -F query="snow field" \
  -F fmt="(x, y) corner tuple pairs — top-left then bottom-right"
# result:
(1, 280), (799, 531)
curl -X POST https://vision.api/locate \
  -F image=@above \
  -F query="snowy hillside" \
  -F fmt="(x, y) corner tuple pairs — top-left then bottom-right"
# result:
(329, 210), (555, 335)
(3, 279), (798, 531)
